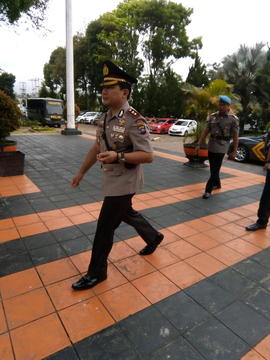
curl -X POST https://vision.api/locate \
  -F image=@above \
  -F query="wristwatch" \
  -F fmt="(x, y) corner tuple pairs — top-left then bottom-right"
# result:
(118, 152), (126, 163)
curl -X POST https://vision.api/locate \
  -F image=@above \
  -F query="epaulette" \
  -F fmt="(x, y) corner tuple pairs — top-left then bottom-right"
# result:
(127, 107), (141, 118)
(230, 113), (239, 120)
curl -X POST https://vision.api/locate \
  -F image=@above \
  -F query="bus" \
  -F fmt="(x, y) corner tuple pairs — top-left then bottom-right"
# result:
(27, 98), (64, 127)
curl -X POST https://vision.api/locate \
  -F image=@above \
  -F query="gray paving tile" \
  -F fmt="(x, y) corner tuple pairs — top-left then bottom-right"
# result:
(45, 346), (79, 360)
(119, 306), (179, 357)
(76, 222), (97, 236)
(216, 301), (270, 346)
(209, 268), (256, 297)
(252, 249), (270, 269)
(74, 325), (139, 360)
(149, 337), (205, 360)
(243, 286), (270, 320)
(0, 253), (33, 276)
(185, 317), (250, 360)
(0, 239), (27, 258)
(60, 236), (92, 256)
(184, 279), (236, 314)
(155, 292), (210, 334)
(23, 232), (56, 250)
(233, 258), (270, 283)
(52, 227), (84, 242)
(29, 243), (67, 266)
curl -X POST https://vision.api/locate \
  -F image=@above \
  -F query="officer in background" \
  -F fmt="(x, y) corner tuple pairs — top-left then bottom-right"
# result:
(246, 130), (270, 231)
(71, 61), (164, 290)
(195, 95), (239, 199)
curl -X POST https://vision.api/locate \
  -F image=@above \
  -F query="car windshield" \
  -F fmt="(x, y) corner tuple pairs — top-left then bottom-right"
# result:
(155, 120), (166, 124)
(47, 103), (63, 115)
(85, 112), (97, 116)
(175, 120), (188, 126)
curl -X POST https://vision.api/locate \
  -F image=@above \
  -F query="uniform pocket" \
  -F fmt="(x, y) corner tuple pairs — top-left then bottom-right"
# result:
(103, 163), (126, 176)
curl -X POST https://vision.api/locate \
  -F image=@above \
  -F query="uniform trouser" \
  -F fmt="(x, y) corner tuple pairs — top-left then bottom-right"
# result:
(87, 193), (159, 277)
(257, 170), (270, 226)
(205, 152), (225, 193)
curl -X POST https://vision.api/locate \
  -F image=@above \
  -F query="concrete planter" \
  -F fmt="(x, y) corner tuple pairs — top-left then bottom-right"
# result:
(0, 151), (25, 176)
(183, 143), (208, 168)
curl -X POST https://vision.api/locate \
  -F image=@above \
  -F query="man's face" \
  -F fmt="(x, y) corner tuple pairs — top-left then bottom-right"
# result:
(219, 101), (230, 115)
(101, 84), (127, 107)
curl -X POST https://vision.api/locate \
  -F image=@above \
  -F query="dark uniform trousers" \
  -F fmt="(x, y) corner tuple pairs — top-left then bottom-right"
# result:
(257, 170), (270, 226)
(205, 152), (225, 193)
(87, 193), (159, 277)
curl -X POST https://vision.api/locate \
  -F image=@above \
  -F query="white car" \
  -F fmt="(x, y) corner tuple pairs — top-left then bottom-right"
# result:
(79, 111), (99, 124)
(168, 119), (197, 136)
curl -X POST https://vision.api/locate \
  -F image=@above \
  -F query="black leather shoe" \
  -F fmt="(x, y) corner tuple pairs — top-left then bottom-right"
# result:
(245, 223), (267, 231)
(202, 192), (211, 199)
(139, 232), (164, 255)
(72, 274), (107, 290)
(212, 185), (221, 190)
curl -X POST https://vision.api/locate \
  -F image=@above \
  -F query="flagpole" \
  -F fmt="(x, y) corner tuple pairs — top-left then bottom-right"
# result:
(62, 0), (81, 135)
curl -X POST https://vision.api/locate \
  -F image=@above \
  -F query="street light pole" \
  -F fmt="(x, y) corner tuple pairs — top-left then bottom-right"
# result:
(62, 0), (81, 135)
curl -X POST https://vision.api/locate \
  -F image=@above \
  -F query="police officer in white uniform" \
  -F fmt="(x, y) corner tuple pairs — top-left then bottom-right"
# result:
(71, 61), (163, 290)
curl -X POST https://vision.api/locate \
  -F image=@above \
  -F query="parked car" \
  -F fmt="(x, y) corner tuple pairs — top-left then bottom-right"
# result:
(79, 111), (99, 124)
(75, 111), (87, 123)
(228, 133), (267, 163)
(169, 119), (197, 136)
(92, 112), (103, 125)
(149, 118), (177, 134)
(18, 104), (27, 118)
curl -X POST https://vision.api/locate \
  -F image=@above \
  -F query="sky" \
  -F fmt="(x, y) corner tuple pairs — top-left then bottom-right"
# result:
(0, 0), (269, 95)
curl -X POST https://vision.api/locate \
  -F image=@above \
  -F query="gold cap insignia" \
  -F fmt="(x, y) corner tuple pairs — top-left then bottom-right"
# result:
(103, 64), (109, 76)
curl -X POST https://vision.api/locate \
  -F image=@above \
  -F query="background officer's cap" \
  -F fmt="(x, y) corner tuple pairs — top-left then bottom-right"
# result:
(101, 60), (137, 87)
(219, 95), (232, 104)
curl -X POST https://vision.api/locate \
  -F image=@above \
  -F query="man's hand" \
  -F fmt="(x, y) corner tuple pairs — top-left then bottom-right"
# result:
(228, 150), (237, 160)
(97, 151), (118, 164)
(264, 162), (270, 171)
(71, 172), (84, 187)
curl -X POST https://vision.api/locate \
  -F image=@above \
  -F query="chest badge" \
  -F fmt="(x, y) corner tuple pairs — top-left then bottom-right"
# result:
(118, 118), (126, 126)
(113, 125), (125, 133)
(118, 109), (124, 118)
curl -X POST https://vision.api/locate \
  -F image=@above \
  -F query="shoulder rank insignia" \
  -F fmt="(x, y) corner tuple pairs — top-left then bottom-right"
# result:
(128, 107), (140, 118)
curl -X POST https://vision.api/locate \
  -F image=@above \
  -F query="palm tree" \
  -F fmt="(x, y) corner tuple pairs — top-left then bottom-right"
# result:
(219, 43), (266, 130)
(182, 78), (239, 122)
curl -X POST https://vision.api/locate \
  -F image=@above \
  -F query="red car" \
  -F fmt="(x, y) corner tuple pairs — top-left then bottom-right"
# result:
(149, 118), (177, 134)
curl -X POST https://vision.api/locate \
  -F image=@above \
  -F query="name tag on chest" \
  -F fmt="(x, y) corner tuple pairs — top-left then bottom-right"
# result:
(113, 125), (125, 133)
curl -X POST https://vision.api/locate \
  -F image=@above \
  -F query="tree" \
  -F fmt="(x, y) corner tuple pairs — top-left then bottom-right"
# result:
(182, 79), (239, 122)
(253, 48), (270, 128)
(38, 82), (51, 98)
(115, 0), (201, 75)
(0, 0), (49, 27)
(43, 47), (66, 98)
(44, 0), (201, 115)
(0, 72), (16, 98)
(186, 53), (209, 87)
(219, 43), (266, 130)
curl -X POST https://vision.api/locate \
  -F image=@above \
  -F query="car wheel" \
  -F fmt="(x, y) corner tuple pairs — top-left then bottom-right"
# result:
(234, 145), (249, 162)
(184, 131), (188, 136)
(161, 129), (166, 134)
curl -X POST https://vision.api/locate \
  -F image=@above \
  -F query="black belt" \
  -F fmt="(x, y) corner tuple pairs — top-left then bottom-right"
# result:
(211, 135), (230, 141)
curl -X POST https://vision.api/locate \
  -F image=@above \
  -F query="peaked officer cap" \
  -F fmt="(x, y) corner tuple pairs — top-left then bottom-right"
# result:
(101, 60), (137, 87)
(219, 95), (232, 104)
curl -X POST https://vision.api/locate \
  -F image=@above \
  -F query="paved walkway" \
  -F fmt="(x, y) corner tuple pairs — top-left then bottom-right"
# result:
(1, 132), (270, 360)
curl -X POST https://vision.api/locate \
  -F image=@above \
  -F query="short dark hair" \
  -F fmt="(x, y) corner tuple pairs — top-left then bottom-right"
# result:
(119, 82), (131, 99)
